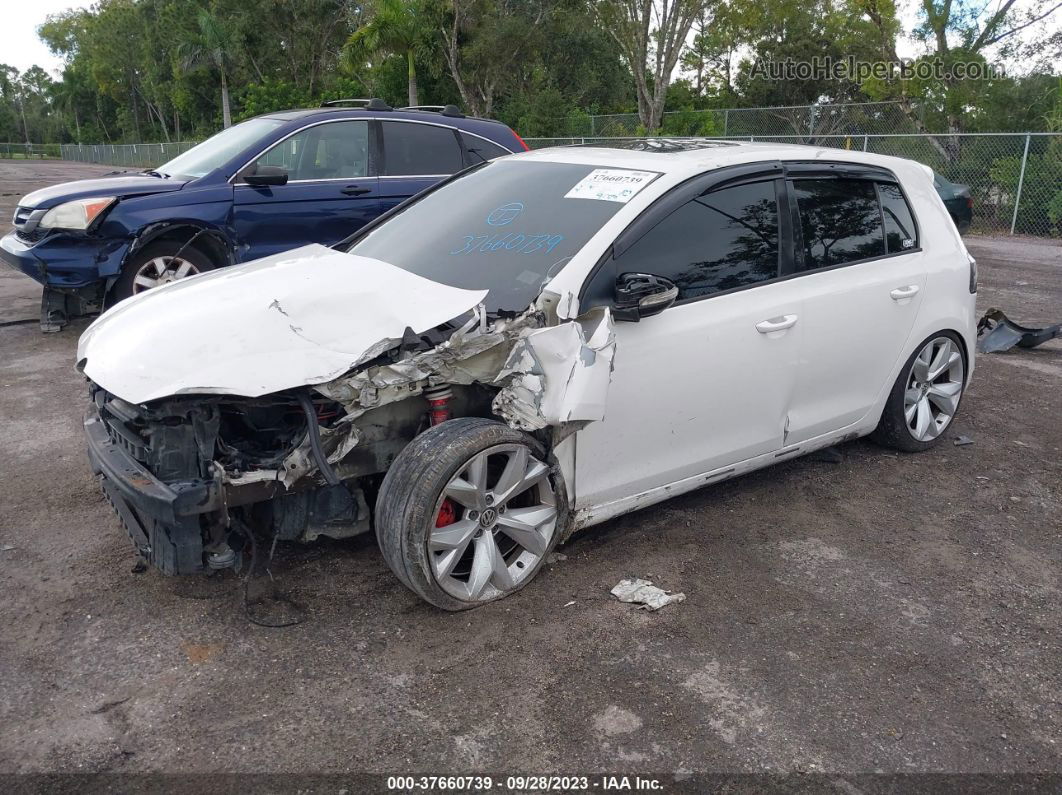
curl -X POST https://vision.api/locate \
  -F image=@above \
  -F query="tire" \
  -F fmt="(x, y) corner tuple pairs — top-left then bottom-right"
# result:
(871, 331), (967, 453)
(375, 417), (568, 611)
(112, 240), (215, 302)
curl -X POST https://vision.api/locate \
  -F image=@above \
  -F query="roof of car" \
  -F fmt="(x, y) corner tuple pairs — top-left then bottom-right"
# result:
(515, 139), (932, 180)
(257, 106), (508, 127)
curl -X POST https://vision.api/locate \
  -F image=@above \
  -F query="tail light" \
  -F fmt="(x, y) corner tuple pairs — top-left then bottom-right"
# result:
(511, 129), (530, 151)
(966, 197), (973, 209)
(968, 254), (978, 293)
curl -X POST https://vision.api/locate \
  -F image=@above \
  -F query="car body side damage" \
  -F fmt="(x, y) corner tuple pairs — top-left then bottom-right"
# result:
(80, 247), (616, 576)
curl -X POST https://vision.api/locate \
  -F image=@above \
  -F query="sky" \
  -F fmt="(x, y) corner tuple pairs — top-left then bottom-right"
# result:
(1, 0), (94, 76)
(0, 0), (1056, 79)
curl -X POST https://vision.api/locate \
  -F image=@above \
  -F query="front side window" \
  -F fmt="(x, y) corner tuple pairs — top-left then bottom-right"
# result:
(878, 182), (918, 253)
(382, 121), (463, 176)
(348, 160), (637, 313)
(611, 180), (780, 301)
(793, 178), (885, 269)
(254, 121), (369, 181)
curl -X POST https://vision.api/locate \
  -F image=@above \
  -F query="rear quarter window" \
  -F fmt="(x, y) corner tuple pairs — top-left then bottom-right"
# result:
(878, 182), (919, 253)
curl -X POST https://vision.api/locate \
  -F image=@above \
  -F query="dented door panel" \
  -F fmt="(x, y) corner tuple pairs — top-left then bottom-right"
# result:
(573, 284), (802, 509)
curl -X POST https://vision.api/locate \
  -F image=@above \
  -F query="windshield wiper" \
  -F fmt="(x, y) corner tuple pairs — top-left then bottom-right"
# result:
(466, 147), (487, 164)
(142, 169), (169, 178)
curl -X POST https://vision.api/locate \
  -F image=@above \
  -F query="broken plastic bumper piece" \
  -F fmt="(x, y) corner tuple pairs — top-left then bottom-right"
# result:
(976, 308), (1062, 354)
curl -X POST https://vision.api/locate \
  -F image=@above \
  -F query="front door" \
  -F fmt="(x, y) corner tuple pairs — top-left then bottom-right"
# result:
(574, 178), (801, 508)
(232, 119), (379, 261)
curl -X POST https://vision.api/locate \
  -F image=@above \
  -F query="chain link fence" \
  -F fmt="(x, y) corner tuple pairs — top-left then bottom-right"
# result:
(525, 133), (1062, 238)
(0, 143), (62, 159)
(561, 101), (925, 138)
(11, 112), (1060, 237)
(59, 141), (198, 168)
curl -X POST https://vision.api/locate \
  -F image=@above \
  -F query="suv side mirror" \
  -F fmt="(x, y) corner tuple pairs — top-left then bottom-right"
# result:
(613, 272), (679, 322)
(243, 165), (288, 187)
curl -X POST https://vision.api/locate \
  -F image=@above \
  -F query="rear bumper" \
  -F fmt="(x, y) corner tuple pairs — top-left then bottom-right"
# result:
(85, 403), (217, 574)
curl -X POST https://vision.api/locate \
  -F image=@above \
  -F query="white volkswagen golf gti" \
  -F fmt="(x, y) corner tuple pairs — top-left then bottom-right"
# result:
(79, 140), (977, 609)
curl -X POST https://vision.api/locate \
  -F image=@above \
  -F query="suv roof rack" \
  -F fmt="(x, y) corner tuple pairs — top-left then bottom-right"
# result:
(320, 98), (392, 111)
(398, 104), (465, 118)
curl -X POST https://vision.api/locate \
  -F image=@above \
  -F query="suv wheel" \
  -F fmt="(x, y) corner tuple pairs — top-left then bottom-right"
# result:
(375, 417), (566, 610)
(113, 241), (215, 302)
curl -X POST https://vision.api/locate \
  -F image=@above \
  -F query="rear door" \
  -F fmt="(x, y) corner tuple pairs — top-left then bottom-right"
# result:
(377, 120), (466, 214)
(232, 119), (379, 261)
(781, 167), (928, 444)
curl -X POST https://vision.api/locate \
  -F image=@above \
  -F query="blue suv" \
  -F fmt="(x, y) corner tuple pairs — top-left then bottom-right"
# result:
(1, 100), (527, 331)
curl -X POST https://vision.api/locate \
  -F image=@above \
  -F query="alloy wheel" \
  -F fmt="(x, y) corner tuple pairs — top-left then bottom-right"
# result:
(132, 256), (200, 293)
(904, 336), (965, 442)
(428, 444), (556, 602)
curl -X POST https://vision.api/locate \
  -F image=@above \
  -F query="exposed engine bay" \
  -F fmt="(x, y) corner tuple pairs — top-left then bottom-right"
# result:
(83, 279), (616, 576)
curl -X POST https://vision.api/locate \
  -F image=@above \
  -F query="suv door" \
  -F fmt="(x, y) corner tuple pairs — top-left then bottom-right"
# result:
(232, 119), (379, 260)
(574, 174), (801, 508)
(781, 169), (927, 445)
(378, 120), (466, 213)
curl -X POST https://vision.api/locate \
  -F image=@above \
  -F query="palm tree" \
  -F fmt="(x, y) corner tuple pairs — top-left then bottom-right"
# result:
(347, 0), (430, 107)
(179, 11), (238, 128)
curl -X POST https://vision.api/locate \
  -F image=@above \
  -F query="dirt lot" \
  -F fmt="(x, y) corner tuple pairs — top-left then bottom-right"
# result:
(0, 161), (1060, 783)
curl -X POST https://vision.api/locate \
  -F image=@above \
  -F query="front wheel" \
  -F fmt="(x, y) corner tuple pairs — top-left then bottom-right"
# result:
(375, 418), (566, 610)
(871, 332), (967, 452)
(112, 241), (215, 302)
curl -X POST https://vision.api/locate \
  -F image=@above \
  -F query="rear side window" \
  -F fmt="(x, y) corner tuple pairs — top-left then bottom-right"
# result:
(878, 182), (918, 253)
(460, 132), (510, 164)
(793, 178), (885, 269)
(382, 121), (463, 176)
(612, 180), (780, 301)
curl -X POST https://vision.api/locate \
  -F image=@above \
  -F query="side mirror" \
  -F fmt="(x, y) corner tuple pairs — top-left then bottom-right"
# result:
(242, 165), (288, 187)
(613, 272), (679, 322)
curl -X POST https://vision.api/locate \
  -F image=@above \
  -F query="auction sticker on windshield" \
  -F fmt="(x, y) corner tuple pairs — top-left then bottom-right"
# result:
(564, 168), (660, 203)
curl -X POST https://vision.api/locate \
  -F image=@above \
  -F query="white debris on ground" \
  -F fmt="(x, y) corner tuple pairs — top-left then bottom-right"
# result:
(610, 578), (686, 611)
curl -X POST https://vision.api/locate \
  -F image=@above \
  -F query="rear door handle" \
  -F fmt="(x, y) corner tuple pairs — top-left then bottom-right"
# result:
(755, 314), (798, 334)
(890, 285), (920, 300)
(341, 185), (371, 196)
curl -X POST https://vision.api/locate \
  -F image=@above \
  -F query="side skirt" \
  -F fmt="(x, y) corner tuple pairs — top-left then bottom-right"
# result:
(570, 420), (876, 531)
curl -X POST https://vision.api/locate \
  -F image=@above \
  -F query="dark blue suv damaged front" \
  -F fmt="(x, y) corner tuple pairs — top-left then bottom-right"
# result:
(1, 101), (526, 332)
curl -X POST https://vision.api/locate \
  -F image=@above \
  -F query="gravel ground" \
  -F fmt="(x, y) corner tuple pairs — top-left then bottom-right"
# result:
(0, 162), (1059, 784)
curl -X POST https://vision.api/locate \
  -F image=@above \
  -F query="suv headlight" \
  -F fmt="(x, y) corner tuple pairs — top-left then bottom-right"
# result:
(38, 197), (116, 230)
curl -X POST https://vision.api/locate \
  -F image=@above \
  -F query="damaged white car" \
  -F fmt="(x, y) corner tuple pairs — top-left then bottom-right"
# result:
(79, 141), (977, 610)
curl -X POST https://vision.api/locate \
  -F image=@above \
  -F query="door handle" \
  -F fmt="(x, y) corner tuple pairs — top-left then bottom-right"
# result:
(755, 314), (798, 334)
(890, 285), (920, 300)
(341, 185), (371, 196)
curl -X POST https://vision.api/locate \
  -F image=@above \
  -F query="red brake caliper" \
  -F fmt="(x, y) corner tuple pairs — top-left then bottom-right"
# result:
(436, 498), (458, 527)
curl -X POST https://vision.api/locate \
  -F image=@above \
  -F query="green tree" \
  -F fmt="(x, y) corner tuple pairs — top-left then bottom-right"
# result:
(179, 10), (240, 128)
(348, 0), (433, 107)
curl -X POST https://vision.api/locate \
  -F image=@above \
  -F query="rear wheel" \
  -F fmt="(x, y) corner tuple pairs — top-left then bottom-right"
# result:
(871, 332), (967, 452)
(113, 240), (215, 302)
(375, 417), (566, 610)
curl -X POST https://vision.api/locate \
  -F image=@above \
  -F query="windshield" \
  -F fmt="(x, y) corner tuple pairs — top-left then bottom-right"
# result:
(157, 118), (284, 178)
(348, 160), (656, 313)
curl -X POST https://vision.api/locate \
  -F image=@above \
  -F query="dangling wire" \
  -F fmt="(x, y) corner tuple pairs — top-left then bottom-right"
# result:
(239, 520), (307, 628)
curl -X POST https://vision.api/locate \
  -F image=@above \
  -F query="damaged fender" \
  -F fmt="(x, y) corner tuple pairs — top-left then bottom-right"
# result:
(491, 307), (616, 431)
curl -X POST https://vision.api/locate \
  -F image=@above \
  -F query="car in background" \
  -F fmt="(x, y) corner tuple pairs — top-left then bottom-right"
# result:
(79, 141), (977, 609)
(934, 173), (973, 234)
(1, 99), (527, 331)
